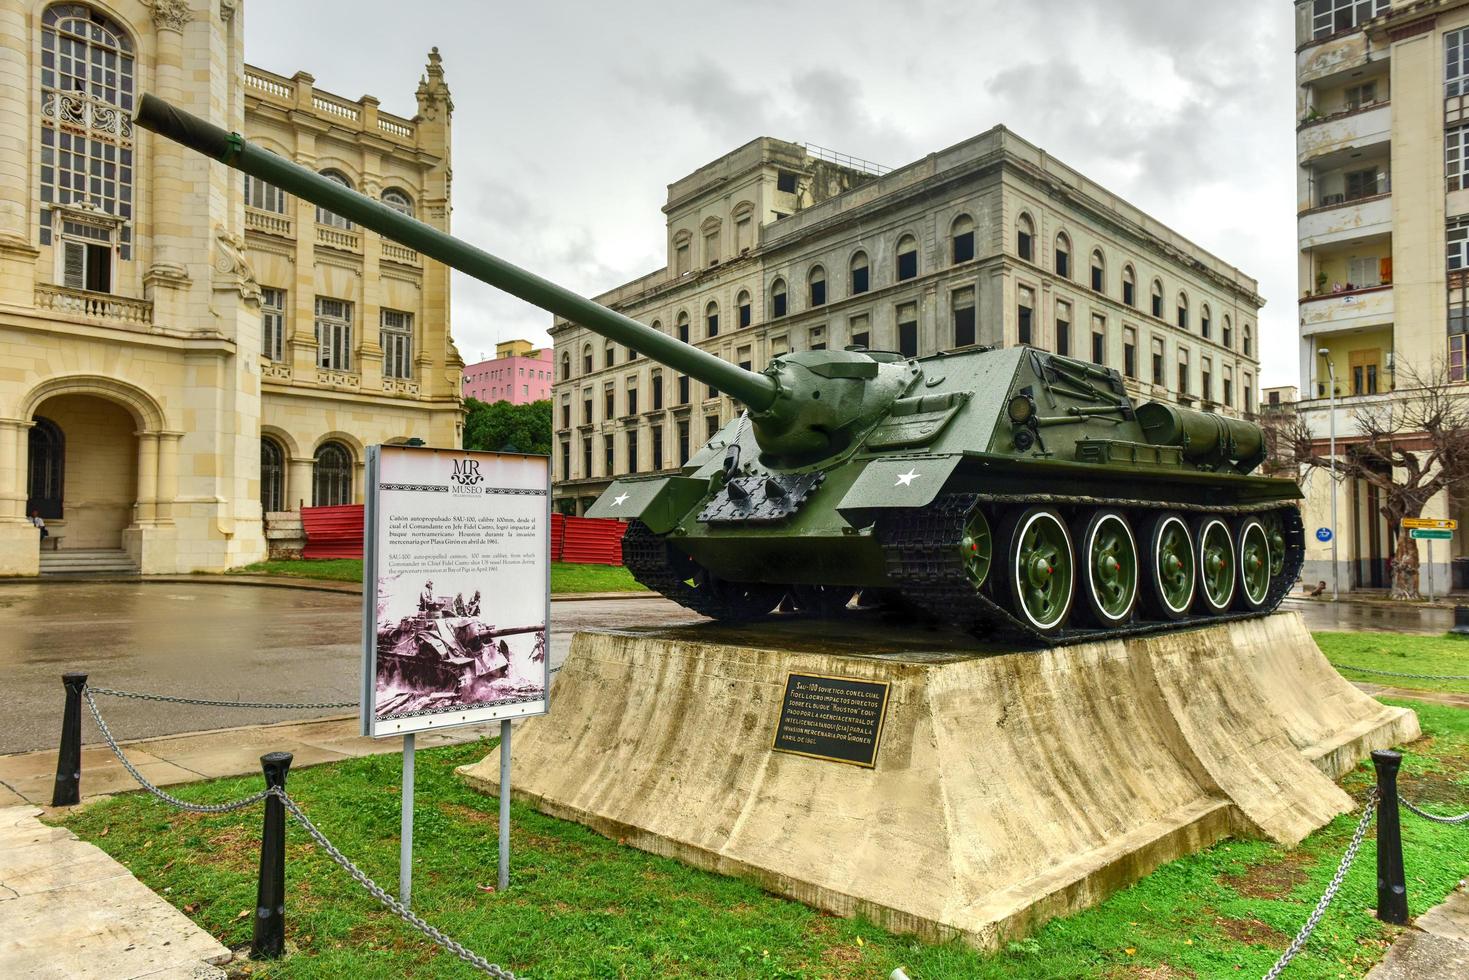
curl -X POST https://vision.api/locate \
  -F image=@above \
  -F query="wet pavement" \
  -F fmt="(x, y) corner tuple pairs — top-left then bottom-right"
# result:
(1281, 596), (1454, 635)
(0, 581), (699, 755)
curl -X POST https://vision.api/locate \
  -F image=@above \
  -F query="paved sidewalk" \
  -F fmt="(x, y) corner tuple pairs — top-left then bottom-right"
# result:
(0, 713), (501, 806)
(0, 804), (230, 978)
(1367, 882), (1469, 978)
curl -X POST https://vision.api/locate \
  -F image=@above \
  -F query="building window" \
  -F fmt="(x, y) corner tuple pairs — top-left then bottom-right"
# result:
(1176, 294), (1189, 330)
(808, 326), (826, 351)
(703, 222), (720, 267)
(1243, 322), (1253, 357)
(674, 233), (691, 275)
(316, 171), (354, 228)
(582, 435), (592, 476)
(1223, 366), (1234, 407)
(1243, 374), (1253, 413)
(1344, 166), (1384, 201)
(603, 435), (614, 476)
(735, 207), (753, 253)
(1054, 233), (1071, 278)
(604, 343), (615, 368)
(1222, 315), (1233, 349)
(582, 389), (592, 424)
(56, 218), (112, 292)
(604, 382), (615, 419)
(1350, 350), (1380, 395)
(705, 415), (720, 441)
(1123, 326), (1137, 378)
(776, 170), (797, 193)
(560, 397), (570, 429)
(737, 345), (752, 371)
(951, 214), (975, 263)
(560, 439), (570, 481)
(952, 287), (976, 348)
(1091, 314), (1106, 365)
(39, 6), (135, 256)
(382, 188), (413, 217)
(261, 287), (286, 362)
(1314, 0), (1388, 40)
(651, 426), (663, 470)
(705, 300), (720, 338)
(245, 175), (288, 214)
(1177, 349), (1190, 396)
(1200, 304), (1211, 340)
(771, 278), (788, 317)
(561, 352), (571, 380)
(1449, 125), (1469, 192)
(314, 297), (353, 371)
(652, 371), (663, 409)
(1017, 213), (1034, 262)
(676, 312), (690, 342)
(896, 235), (918, 281)
(1090, 250), (1105, 293)
(1152, 337), (1165, 386)
(1449, 217), (1469, 270)
(809, 265), (827, 306)
(850, 251), (870, 294)
(1201, 357), (1213, 404)
(26, 416), (64, 520)
(737, 290), (752, 327)
(1056, 300), (1071, 356)
(381, 309), (413, 379)
(771, 334), (790, 357)
(1019, 287), (1035, 346)
(627, 379), (638, 415)
(1452, 335), (1467, 382)
(261, 438), (285, 514)
(626, 429), (639, 473)
(677, 420), (690, 465)
(1451, 28), (1469, 97)
(313, 441), (353, 506)
(678, 375), (689, 404)
(1151, 279), (1164, 318)
(849, 313), (870, 350)
(1122, 265), (1136, 307)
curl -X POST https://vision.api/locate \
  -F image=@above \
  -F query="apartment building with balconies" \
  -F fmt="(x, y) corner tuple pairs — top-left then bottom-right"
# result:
(549, 129), (1264, 516)
(1294, 0), (1469, 589)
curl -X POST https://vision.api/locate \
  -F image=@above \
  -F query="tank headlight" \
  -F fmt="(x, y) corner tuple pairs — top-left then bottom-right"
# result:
(1007, 394), (1035, 424)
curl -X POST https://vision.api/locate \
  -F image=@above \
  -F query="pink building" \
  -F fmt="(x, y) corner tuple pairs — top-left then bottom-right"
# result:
(463, 340), (554, 404)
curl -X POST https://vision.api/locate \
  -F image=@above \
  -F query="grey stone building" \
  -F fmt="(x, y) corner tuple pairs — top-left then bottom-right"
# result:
(550, 128), (1264, 515)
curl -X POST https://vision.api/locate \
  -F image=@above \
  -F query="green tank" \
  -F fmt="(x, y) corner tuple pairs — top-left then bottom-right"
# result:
(136, 95), (1304, 645)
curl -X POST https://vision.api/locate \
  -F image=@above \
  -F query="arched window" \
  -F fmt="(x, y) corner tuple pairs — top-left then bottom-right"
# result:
(26, 416), (64, 520)
(39, 5), (136, 258)
(261, 438), (285, 514)
(317, 171), (354, 228)
(604, 342), (615, 368)
(673, 231), (692, 276)
(896, 234), (918, 281)
(1016, 213), (1035, 262)
(1090, 249), (1105, 293)
(313, 441), (353, 507)
(1151, 279), (1164, 318)
(676, 311), (690, 341)
(705, 301), (720, 337)
(1222, 315), (1233, 349)
(1200, 303), (1212, 339)
(582, 343), (592, 374)
(1122, 265), (1137, 307)
(244, 175), (288, 214)
(1054, 232), (1071, 278)
(771, 278), (788, 317)
(560, 351), (571, 380)
(382, 188), (413, 217)
(808, 265), (827, 306)
(1243, 322), (1253, 357)
(951, 214), (975, 263)
(736, 291), (752, 328)
(1176, 292), (1190, 330)
(850, 251), (870, 295)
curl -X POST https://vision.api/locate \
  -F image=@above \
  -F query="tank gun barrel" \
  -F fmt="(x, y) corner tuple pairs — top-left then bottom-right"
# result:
(133, 94), (780, 413)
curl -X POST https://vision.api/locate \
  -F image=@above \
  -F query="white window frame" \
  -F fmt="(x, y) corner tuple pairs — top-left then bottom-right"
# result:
(261, 287), (286, 361)
(315, 297), (353, 371)
(316, 172), (354, 228)
(244, 175), (288, 213)
(380, 308), (413, 378)
(1450, 27), (1469, 97)
(56, 216), (114, 292)
(1313, 0), (1388, 40)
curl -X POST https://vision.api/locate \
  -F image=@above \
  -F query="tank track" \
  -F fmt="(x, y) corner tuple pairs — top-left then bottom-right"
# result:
(875, 493), (1305, 647)
(621, 520), (784, 620)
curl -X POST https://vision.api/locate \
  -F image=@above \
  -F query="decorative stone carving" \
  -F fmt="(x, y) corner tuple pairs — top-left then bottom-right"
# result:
(150, 0), (193, 33)
(219, 0), (238, 23)
(213, 224), (261, 303)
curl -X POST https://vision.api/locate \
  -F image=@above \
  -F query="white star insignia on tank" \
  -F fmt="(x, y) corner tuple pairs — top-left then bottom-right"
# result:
(611, 492), (630, 507)
(895, 469), (920, 487)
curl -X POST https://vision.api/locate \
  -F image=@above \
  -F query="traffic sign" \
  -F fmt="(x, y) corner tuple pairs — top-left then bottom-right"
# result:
(1409, 528), (1453, 540)
(1402, 517), (1457, 531)
(1316, 527), (1333, 542)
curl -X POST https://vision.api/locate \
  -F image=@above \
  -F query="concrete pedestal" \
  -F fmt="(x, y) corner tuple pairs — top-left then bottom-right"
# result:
(458, 612), (1418, 950)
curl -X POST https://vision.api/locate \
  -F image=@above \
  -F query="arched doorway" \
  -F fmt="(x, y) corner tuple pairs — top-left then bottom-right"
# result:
(261, 437), (285, 514)
(313, 441), (353, 506)
(26, 416), (64, 520)
(28, 394), (138, 548)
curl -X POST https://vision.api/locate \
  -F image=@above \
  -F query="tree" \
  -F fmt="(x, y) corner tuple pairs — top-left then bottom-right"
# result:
(1281, 360), (1469, 599)
(462, 398), (552, 456)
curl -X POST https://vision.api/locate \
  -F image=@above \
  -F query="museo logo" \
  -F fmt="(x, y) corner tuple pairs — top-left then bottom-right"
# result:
(450, 458), (484, 488)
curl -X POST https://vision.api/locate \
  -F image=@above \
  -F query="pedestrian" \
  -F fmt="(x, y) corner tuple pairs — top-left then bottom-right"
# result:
(30, 509), (47, 541)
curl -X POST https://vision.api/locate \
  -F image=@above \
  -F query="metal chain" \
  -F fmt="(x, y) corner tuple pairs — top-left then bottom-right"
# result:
(273, 789), (519, 979)
(1401, 796), (1469, 825)
(83, 689), (274, 814)
(89, 686), (357, 710)
(1262, 789), (1378, 980)
(1328, 663), (1469, 682)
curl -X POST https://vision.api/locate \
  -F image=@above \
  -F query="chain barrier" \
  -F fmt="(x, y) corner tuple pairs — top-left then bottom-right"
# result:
(273, 789), (519, 978)
(1401, 797), (1469, 825)
(1328, 663), (1469, 682)
(1262, 790), (1379, 980)
(89, 685), (357, 710)
(83, 689), (274, 814)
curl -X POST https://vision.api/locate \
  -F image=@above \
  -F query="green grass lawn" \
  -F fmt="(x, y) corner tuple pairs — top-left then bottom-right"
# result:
(229, 559), (646, 594)
(1314, 631), (1469, 694)
(53, 696), (1469, 978)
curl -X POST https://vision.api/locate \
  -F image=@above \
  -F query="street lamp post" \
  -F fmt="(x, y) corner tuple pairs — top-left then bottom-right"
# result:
(1319, 348), (1339, 600)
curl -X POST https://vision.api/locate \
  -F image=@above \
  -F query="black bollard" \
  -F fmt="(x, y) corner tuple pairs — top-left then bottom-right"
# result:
(51, 672), (88, 806)
(251, 751), (293, 960)
(1372, 750), (1409, 925)
(1453, 605), (1469, 635)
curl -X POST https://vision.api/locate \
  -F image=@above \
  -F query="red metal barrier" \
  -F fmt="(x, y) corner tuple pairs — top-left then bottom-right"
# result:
(301, 504), (364, 559)
(559, 515), (626, 565)
(550, 513), (566, 561)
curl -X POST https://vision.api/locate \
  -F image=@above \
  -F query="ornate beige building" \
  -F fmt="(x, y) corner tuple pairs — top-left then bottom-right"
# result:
(550, 132), (1264, 515)
(0, 0), (461, 576)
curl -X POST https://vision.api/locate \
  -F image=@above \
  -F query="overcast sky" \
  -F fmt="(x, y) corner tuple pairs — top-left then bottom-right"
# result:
(246, 0), (1298, 385)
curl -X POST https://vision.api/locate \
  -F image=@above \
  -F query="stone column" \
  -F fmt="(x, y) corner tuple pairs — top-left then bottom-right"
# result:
(0, 419), (24, 521)
(0, 2), (30, 242)
(144, 1), (196, 319)
(135, 433), (159, 525)
(288, 456), (315, 511)
(155, 433), (181, 524)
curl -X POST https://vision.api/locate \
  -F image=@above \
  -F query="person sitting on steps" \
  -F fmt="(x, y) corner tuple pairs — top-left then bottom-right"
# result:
(30, 510), (47, 542)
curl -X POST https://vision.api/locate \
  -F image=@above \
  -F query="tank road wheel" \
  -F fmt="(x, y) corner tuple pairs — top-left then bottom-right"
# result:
(1233, 517), (1272, 612)
(959, 505), (994, 592)
(997, 506), (1074, 636)
(1194, 517), (1236, 614)
(1142, 513), (1195, 620)
(1262, 512), (1287, 579)
(1078, 510), (1139, 627)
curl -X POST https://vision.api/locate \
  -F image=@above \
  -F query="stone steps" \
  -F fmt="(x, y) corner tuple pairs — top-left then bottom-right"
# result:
(39, 549), (139, 575)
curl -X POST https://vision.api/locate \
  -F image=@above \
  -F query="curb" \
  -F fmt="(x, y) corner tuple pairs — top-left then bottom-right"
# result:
(0, 573), (654, 601)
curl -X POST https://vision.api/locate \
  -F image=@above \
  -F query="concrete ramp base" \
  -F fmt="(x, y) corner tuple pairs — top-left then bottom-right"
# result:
(458, 612), (1418, 949)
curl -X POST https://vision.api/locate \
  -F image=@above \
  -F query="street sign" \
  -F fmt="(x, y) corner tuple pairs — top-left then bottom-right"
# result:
(1316, 527), (1333, 543)
(1403, 517), (1457, 531)
(1409, 528), (1453, 540)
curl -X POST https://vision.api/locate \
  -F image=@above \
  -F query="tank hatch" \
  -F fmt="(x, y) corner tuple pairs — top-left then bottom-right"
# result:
(698, 471), (825, 524)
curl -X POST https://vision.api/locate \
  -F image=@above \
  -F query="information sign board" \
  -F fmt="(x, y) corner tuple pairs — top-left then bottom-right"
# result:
(1402, 517), (1457, 531)
(362, 445), (550, 738)
(772, 673), (890, 768)
(1409, 528), (1453, 540)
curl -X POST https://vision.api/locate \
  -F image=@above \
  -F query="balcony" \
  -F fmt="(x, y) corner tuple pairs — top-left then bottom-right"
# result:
(1300, 283), (1393, 335)
(1297, 101), (1390, 163)
(34, 283), (152, 327)
(243, 65), (419, 145)
(245, 207), (293, 238)
(381, 241), (420, 266)
(315, 224), (361, 252)
(1298, 192), (1392, 249)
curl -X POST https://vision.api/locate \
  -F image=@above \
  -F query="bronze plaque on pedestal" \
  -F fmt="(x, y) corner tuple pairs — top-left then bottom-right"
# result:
(772, 673), (890, 768)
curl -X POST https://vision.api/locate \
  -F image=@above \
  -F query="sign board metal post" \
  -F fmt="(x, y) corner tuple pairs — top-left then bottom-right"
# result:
(499, 718), (511, 890)
(401, 733), (414, 905)
(1408, 527), (1454, 601)
(1428, 538), (1434, 603)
